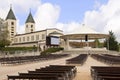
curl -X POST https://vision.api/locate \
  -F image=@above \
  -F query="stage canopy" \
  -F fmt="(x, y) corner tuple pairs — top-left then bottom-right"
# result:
(61, 24), (109, 40)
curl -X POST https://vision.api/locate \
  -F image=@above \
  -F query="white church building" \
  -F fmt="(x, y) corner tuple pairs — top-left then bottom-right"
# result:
(5, 7), (63, 50)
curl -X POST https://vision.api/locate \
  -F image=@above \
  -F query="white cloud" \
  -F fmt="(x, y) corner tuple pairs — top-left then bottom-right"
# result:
(55, 22), (80, 34)
(0, 0), (41, 19)
(83, 0), (120, 42)
(0, 0), (60, 34)
(93, 0), (101, 10)
(16, 20), (25, 34)
(11, 0), (41, 16)
(34, 3), (60, 30)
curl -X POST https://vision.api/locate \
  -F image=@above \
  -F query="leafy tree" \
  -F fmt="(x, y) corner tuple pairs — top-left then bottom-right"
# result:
(0, 40), (11, 47)
(0, 18), (10, 49)
(94, 39), (104, 48)
(104, 31), (119, 51)
(119, 43), (120, 52)
(94, 39), (100, 48)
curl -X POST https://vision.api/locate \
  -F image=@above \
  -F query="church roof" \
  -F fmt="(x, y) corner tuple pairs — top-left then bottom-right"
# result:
(49, 31), (63, 36)
(25, 12), (35, 23)
(49, 31), (63, 34)
(6, 8), (16, 20)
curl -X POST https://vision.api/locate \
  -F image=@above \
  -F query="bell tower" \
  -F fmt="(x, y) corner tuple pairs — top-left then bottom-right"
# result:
(25, 11), (35, 33)
(6, 6), (16, 42)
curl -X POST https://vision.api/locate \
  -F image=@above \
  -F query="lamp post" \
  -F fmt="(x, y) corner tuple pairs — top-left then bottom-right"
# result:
(85, 35), (89, 54)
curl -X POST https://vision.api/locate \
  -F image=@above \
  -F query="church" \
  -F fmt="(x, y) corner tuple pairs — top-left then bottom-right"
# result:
(5, 7), (63, 51)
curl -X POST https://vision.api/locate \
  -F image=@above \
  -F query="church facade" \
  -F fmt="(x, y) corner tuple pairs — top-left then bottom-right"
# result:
(5, 7), (63, 51)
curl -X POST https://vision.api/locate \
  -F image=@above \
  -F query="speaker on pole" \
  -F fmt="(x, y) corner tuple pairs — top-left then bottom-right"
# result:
(85, 35), (88, 41)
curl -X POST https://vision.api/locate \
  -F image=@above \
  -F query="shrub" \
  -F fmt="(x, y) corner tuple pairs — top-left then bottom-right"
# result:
(1, 47), (37, 51)
(41, 47), (64, 55)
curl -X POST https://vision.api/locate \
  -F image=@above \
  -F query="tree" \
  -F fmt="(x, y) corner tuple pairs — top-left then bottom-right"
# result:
(94, 39), (100, 48)
(0, 18), (10, 49)
(118, 43), (120, 52)
(94, 39), (104, 48)
(104, 31), (119, 51)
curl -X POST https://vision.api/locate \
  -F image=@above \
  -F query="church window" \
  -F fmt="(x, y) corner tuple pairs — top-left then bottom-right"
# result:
(15, 38), (18, 43)
(11, 34), (14, 36)
(31, 29), (33, 32)
(19, 37), (21, 42)
(11, 39), (13, 41)
(14, 38), (17, 43)
(31, 25), (33, 28)
(11, 32), (14, 35)
(31, 35), (34, 41)
(11, 27), (14, 28)
(27, 36), (29, 41)
(42, 34), (45, 40)
(11, 28), (14, 31)
(11, 22), (14, 25)
(23, 37), (25, 42)
(36, 35), (39, 40)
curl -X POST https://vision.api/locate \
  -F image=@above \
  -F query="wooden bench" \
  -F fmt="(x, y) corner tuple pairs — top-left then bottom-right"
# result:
(91, 66), (120, 80)
(66, 54), (88, 65)
(1, 54), (69, 65)
(8, 75), (58, 80)
(8, 65), (76, 80)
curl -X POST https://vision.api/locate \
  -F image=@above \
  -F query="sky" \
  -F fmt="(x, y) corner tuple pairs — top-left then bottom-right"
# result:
(0, 0), (120, 42)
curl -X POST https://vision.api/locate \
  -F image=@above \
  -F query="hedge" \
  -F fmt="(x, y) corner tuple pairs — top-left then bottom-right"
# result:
(41, 47), (64, 55)
(0, 47), (37, 51)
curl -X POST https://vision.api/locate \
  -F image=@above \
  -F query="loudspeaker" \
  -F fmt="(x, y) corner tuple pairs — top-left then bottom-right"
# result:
(85, 35), (88, 41)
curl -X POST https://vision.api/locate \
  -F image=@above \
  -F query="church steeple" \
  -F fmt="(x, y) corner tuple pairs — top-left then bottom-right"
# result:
(25, 11), (35, 33)
(6, 6), (16, 20)
(25, 12), (35, 23)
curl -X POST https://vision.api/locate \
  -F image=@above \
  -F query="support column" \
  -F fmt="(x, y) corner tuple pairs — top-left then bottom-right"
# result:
(66, 38), (70, 51)
(64, 38), (70, 51)
(81, 39), (82, 48)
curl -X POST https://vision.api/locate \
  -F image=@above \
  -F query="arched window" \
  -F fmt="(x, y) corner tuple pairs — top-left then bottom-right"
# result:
(31, 25), (33, 28)
(11, 22), (14, 25)
(31, 29), (33, 32)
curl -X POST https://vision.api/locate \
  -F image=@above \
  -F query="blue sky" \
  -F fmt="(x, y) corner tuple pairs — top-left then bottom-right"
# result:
(1, 0), (108, 26)
(42, 0), (108, 23)
(16, 0), (108, 25)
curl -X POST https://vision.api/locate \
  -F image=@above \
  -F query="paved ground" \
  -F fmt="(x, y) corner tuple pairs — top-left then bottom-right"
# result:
(74, 56), (108, 80)
(0, 53), (108, 80)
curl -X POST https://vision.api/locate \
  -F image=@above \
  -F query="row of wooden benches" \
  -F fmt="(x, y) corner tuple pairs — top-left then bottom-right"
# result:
(91, 54), (120, 65)
(66, 54), (88, 65)
(8, 65), (77, 80)
(0, 54), (69, 65)
(91, 66), (120, 80)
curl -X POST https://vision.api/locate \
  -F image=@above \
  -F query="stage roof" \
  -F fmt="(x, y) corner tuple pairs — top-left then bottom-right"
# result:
(61, 24), (109, 40)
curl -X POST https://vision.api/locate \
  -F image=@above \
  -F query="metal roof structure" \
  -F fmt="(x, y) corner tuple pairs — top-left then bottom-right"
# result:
(61, 24), (109, 40)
